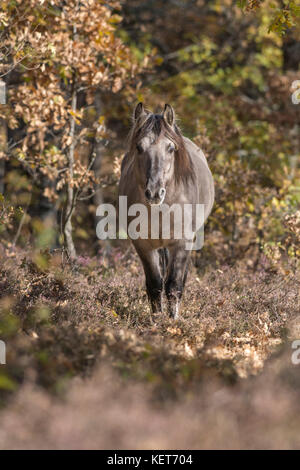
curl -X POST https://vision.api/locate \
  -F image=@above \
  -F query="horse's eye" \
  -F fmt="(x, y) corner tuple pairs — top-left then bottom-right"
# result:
(136, 144), (143, 154)
(168, 144), (175, 153)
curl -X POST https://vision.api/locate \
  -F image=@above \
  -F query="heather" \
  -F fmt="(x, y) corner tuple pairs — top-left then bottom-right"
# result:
(0, 244), (299, 449)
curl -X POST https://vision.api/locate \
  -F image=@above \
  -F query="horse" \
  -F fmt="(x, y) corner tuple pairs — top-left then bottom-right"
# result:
(118, 103), (214, 319)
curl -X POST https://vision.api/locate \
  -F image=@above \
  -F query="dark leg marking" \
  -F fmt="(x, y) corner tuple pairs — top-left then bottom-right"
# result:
(165, 246), (190, 319)
(135, 244), (163, 313)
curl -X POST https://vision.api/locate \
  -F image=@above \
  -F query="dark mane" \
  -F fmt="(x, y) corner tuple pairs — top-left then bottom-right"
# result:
(128, 113), (194, 185)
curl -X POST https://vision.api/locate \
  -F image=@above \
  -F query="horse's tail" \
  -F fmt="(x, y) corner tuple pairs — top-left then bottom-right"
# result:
(158, 248), (168, 280)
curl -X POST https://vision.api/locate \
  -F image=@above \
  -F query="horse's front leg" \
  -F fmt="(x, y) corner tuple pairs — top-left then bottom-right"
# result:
(165, 243), (190, 319)
(134, 243), (163, 313)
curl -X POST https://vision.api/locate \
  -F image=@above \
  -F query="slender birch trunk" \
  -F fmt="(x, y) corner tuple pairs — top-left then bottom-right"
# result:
(0, 117), (6, 195)
(93, 92), (104, 212)
(64, 79), (77, 259)
(63, 17), (78, 259)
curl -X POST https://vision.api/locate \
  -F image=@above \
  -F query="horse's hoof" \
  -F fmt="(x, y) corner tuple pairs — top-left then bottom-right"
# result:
(169, 312), (180, 321)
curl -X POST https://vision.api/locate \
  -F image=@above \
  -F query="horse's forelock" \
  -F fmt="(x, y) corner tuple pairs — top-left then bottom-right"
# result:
(162, 121), (194, 185)
(129, 113), (194, 185)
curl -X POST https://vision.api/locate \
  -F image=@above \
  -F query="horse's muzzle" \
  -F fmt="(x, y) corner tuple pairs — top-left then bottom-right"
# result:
(145, 187), (166, 205)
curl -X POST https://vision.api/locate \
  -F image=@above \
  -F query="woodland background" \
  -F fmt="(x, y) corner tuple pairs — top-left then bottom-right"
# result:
(0, 0), (299, 449)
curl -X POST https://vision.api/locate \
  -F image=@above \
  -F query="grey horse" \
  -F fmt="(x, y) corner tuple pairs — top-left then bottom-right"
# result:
(119, 103), (214, 319)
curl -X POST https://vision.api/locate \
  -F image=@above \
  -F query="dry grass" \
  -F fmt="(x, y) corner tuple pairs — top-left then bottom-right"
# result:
(0, 244), (299, 449)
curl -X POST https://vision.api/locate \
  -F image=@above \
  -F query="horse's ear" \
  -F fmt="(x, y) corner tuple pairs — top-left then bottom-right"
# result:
(163, 104), (175, 127)
(133, 102), (147, 121)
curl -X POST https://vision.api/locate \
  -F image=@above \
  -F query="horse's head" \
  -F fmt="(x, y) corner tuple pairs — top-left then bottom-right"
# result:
(130, 103), (191, 206)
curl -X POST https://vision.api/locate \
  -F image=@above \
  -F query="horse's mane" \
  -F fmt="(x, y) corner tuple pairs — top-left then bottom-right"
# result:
(128, 113), (194, 185)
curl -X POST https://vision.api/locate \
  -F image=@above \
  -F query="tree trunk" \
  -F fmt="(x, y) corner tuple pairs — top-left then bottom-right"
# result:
(282, 33), (300, 71)
(0, 117), (6, 195)
(64, 79), (77, 259)
(93, 92), (105, 212)
(93, 93), (112, 259)
(0, 78), (7, 194)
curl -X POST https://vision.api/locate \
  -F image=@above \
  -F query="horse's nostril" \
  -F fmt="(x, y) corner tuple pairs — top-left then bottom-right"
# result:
(145, 189), (152, 200)
(159, 188), (166, 199)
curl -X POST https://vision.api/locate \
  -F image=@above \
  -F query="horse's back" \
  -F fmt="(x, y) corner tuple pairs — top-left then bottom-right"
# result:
(183, 137), (215, 220)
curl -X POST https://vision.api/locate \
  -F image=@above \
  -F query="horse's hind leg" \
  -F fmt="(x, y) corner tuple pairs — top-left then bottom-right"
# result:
(165, 244), (190, 319)
(134, 243), (163, 313)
